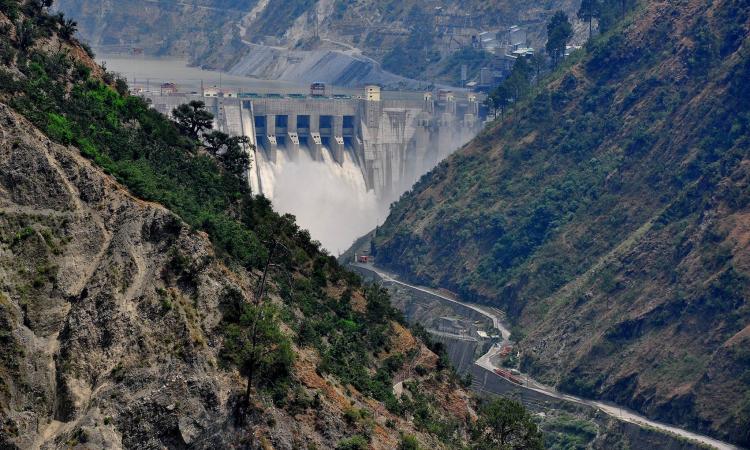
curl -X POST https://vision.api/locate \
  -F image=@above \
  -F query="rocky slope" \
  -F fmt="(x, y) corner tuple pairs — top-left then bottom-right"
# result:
(0, 3), (490, 448)
(368, 0), (750, 446)
(55, 0), (578, 85)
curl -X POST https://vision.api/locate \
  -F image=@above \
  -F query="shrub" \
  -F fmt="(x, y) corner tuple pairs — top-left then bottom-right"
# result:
(336, 435), (368, 450)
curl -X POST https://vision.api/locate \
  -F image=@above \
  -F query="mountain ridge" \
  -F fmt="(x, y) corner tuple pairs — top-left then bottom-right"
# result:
(55, 0), (579, 85)
(368, 0), (750, 446)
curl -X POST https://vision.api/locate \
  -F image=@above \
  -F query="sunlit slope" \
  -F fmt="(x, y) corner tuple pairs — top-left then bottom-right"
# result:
(371, 0), (750, 445)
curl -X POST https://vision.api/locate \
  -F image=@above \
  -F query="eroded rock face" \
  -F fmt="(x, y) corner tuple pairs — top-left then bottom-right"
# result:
(0, 102), (241, 448)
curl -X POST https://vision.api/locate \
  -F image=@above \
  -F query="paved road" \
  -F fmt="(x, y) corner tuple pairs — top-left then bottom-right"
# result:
(353, 263), (743, 450)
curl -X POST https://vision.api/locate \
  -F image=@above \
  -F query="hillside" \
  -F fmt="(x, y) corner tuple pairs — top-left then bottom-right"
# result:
(0, 2), (545, 448)
(370, 0), (750, 446)
(55, 0), (578, 85)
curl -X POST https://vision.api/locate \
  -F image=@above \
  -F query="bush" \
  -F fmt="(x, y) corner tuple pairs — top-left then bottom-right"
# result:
(336, 435), (368, 450)
(399, 434), (420, 450)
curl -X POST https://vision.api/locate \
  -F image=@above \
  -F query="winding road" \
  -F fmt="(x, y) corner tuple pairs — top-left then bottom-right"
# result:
(352, 263), (743, 450)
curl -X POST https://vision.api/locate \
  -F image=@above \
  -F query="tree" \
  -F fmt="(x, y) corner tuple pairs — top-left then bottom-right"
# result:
(203, 130), (252, 177)
(0, 0), (20, 20)
(598, 0), (629, 32)
(578, 0), (601, 40)
(15, 18), (37, 50)
(546, 11), (573, 67)
(472, 398), (544, 450)
(221, 143), (250, 178)
(221, 300), (294, 408)
(490, 84), (510, 119)
(530, 52), (547, 84)
(59, 17), (77, 40)
(504, 57), (532, 100)
(172, 100), (213, 139)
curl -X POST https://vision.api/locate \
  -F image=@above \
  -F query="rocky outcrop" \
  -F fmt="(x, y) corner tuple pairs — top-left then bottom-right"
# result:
(0, 100), (475, 448)
(0, 100), (238, 448)
(227, 44), (423, 88)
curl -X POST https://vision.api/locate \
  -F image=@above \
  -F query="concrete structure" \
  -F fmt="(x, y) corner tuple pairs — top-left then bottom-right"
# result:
(365, 85), (381, 101)
(146, 87), (481, 199)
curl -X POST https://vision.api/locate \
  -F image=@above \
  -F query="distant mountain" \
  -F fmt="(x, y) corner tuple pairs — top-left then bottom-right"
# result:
(56, 0), (577, 85)
(368, 0), (750, 446)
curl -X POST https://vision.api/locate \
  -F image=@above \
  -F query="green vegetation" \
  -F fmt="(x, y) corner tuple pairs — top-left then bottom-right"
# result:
(382, 6), (439, 79)
(546, 11), (572, 67)
(0, 4), (572, 448)
(372, 0), (750, 445)
(336, 435), (369, 450)
(220, 290), (294, 406)
(399, 433), (420, 450)
(0, 1), (399, 418)
(577, 0), (600, 40)
(543, 414), (597, 450)
(471, 398), (543, 450)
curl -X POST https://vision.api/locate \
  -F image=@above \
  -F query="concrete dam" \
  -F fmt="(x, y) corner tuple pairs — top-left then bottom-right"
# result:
(146, 86), (482, 250)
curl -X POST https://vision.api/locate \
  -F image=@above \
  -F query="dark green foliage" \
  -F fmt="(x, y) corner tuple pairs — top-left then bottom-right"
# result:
(399, 434), (420, 450)
(543, 414), (598, 449)
(373, 0), (750, 445)
(314, 284), (403, 408)
(336, 435), (369, 450)
(203, 130), (252, 177)
(471, 398), (544, 450)
(577, 0), (601, 40)
(0, 0), (20, 20)
(220, 300), (294, 402)
(172, 100), (214, 139)
(487, 57), (535, 118)
(15, 18), (38, 50)
(546, 11), (572, 66)
(399, 381), (464, 446)
(57, 16), (77, 40)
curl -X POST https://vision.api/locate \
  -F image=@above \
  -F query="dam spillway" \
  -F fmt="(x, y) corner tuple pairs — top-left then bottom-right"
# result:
(148, 87), (482, 200)
(144, 86), (483, 250)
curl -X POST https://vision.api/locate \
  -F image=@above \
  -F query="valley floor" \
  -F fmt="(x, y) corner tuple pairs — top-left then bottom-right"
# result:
(351, 263), (744, 450)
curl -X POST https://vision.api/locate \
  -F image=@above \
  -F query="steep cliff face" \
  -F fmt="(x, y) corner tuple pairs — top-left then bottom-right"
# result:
(0, 4), (482, 448)
(0, 101), (480, 449)
(1, 101), (235, 447)
(55, 0), (577, 84)
(370, 0), (750, 445)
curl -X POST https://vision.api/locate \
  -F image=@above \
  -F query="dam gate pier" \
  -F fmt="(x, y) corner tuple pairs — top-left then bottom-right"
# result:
(146, 85), (483, 199)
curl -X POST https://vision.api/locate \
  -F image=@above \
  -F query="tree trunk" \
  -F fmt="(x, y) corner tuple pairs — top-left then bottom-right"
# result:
(245, 364), (255, 407)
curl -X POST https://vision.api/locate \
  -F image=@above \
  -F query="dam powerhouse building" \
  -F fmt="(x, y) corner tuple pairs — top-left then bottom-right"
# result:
(146, 85), (483, 199)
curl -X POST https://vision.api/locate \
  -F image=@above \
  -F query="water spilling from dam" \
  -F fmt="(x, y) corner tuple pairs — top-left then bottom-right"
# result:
(107, 56), (484, 251)
(251, 146), (386, 253)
